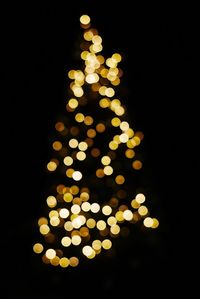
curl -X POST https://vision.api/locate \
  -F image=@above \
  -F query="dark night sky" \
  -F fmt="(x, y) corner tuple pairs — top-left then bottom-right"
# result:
(2, 1), (198, 297)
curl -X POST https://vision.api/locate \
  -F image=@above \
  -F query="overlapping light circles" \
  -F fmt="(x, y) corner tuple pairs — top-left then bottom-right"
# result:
(33, 14), (159, 268)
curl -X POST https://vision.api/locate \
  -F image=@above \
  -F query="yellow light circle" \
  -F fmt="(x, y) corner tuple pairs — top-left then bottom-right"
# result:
(46, 249), (56, 259)
(59, 257), (70, 268)
(80, 15), (90, 25)
(33, 243), (43, 254)
(101, 239), (112, 250)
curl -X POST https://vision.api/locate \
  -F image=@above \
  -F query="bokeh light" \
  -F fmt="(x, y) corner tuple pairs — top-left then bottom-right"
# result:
(33, 13), (159, 269)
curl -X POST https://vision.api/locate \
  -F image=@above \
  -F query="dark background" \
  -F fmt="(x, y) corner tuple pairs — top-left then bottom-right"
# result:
(2, 1), (197, 297)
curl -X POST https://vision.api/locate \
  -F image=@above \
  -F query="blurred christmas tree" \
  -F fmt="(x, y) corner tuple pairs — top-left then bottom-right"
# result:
(33, 14), (159, 268)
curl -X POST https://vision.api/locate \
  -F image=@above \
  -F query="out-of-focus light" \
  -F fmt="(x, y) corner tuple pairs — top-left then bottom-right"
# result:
(63, 156), (73, 166)
(69, 138), (78, 148)
(46, 196), (57, 208)
(102, 205), (112, 215)
(46, 249), (56, 259)
(91, 203), (100, 213)
(104, 166), (113, 175)
(80, 15), (91, 25)
(61, 236), (71, 247)
(72, 171), (82, 181)
(33, 243), (43, 254)
(144, 217), (154, 228)
(59, 257), (70, 268)
(132, 160), (143, 170)
(101, 239), (112, 250)
(69, 257), (79, 267)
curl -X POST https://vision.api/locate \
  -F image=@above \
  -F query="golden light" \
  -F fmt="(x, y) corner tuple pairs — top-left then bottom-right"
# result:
(80, 191), (90, 201)
(107, 216), (117, 226)
(66, 168), (75, 178)
(86, 73), (99, 84)
(102, 205), (112, 215)
(71, 235), (82, 246)
(71, 204), (81, 214)
(38, 217), (48, 226)
(33, 243), (43, 254)
(101, 156), (111, 165)
(47, 161), (57, 172)
(78, 141), (88, 151)
(101, 239), (112, 250)
(50, 216), (60, 226)
(143, 217), (154, 228)
(111, 117), (121, 127)
(84, 115), (93, 125)
(76, 151), (86, 161)
(52, 141), (62, 151)
(90, 203), (100, 213)
(123, 210), (133, 221)
(96, 123), (106, 133)
(132, 160), (143, 170)
(68, 98), (78, 109)
(59, 208), (69, 218)
(81, 202), (91, 212)
(92, 240), (102, 251)
(46, 196), (57, 208)
(55, 121), (65, 132)
(115, 175), (125, 185)
(63, 192), (73, 203)
(138, 206), (148, 216)
(120, 121), (129, 131)
(99, 98), (110, 108)
(64, 221), (73, 231)
(61, 236), (71, 247)
(86, 218), (96, 228)
(46, 249), (56, 259)
(115, 211), (124, 222)
(110, 224), (120, 235)
(69, 257), (79, 267)
(39, 224), (50, 235)
(152, 218), (159, 228)
(59, 257), (70, 268)
(75, 113), (85, 123)
(105, 87), (115, 97)
(104, 166), (113, 175)
(96, 220), (106, 230)
(87, 128), (96, 138)
(125, 149), (135, 158)
(34, 13), (159, 269)
(82, 245), (93, 257)
(119, 133), (129, 143)
(63, 156), (73, 166)
(135, 193), (146, 203)
(112, 53), (122, 62)
(80, 15), (91, 25)
(69, 138), (78, 148)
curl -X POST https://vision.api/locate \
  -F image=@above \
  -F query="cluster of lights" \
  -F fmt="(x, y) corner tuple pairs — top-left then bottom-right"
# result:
(33, 14), (159, 268)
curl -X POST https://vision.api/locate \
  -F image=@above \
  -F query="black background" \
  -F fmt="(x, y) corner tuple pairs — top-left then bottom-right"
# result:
(2, 1), (198, 297)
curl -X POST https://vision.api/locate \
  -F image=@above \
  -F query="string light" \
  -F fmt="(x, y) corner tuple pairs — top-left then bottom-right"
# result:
(33, 14), (159, 268)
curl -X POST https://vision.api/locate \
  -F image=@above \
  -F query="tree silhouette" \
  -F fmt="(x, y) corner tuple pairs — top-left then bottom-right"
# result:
(33, 14), (159, 268)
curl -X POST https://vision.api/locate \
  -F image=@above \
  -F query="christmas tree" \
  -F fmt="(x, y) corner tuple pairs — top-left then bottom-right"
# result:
(33, 14), (159, 268)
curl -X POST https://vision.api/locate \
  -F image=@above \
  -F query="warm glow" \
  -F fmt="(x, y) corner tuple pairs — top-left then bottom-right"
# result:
(72, 171), (82, 181)
(136, 193), (146, 203)
(144, 217), (154, 228)
(61, 236), (71, 247)
(63, 156), (73, 166)
(46, 249), (56, 259)
(46, 196), (57, 208)
(102, 205), (112, 215)
(101, 156), (111, 165)
(102, 239), (112, 250)
(33, 243), (43, 254)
